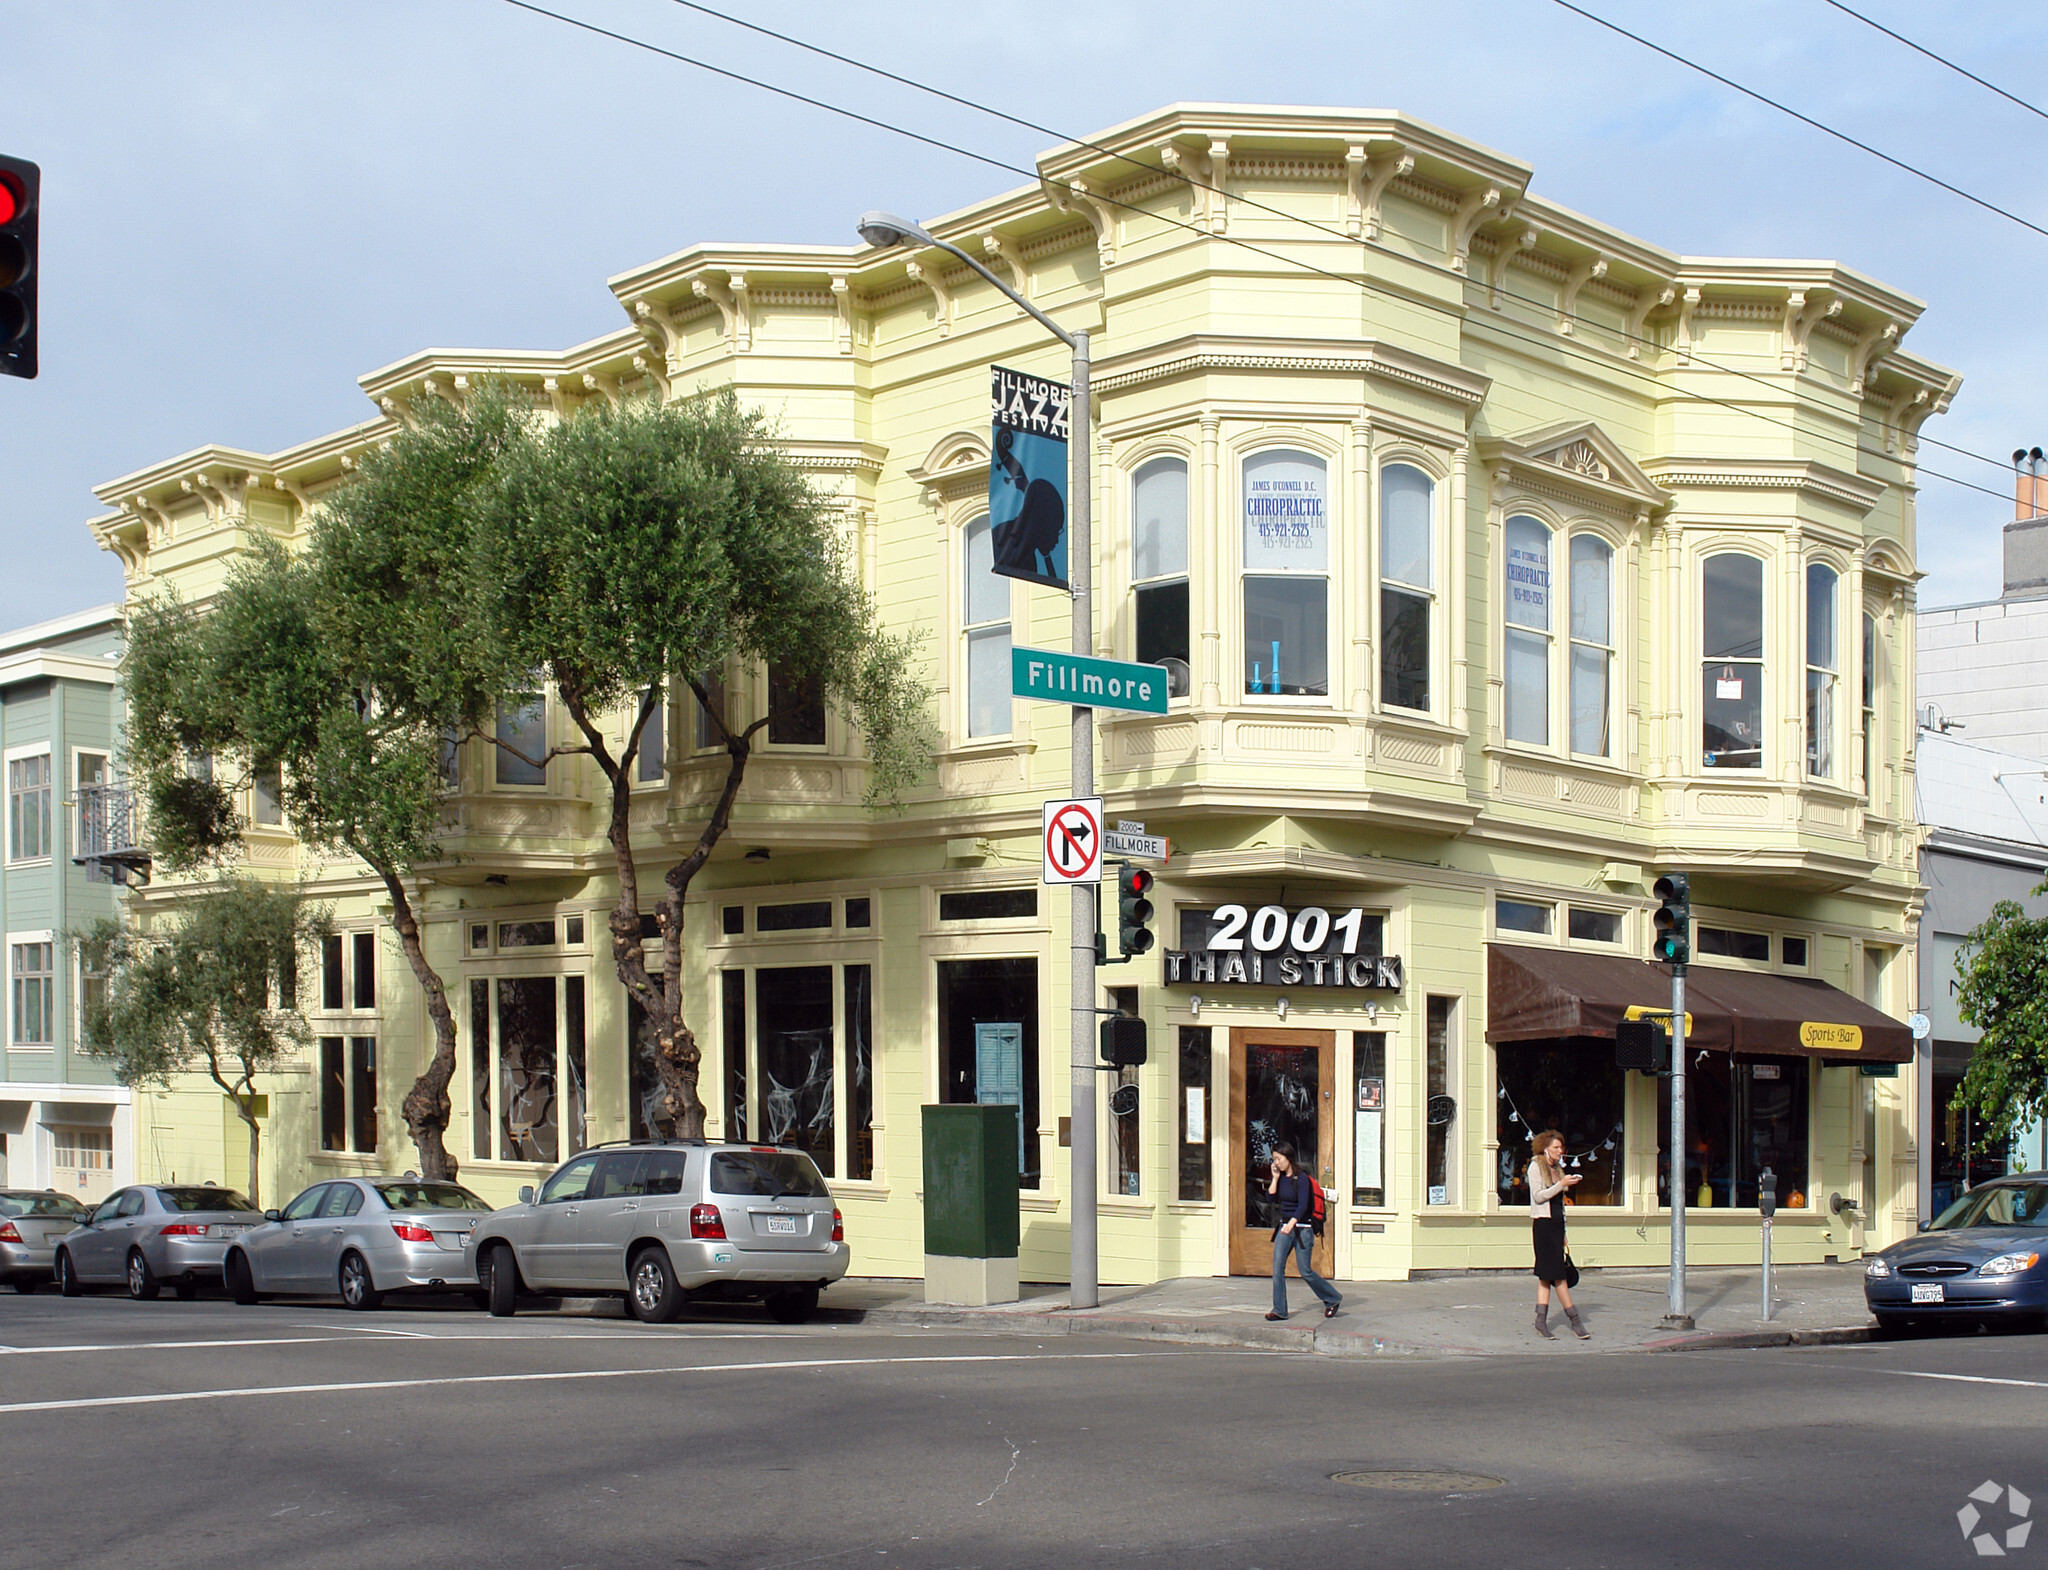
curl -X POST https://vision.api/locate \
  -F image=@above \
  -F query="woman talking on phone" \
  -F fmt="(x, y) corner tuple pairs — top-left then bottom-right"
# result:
(1264, 1142), (1341, 1322)
(1529, 1129), (1590, 1339)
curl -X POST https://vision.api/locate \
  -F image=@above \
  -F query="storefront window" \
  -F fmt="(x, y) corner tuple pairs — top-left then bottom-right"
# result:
(755, 966), (834, 1176)
(1179, 1025), (1212, 1202)
(1242, 449), (1328, 698)
(1426, 997), (1456, 1205)
(1352, 1031), (1386, 1207)
(1495, 1042), (1626, 1205)
(1380, 463), (1434, 712)
(497, 977), (558, 1163)
(937, 957), (1040, 1188)
(845, 964), (874, 1181)
(1503, 515), (1551, 745)
(1806, 563), (1838, 778)
(723, 969), (747, 1142)
(1133, 457), (1190, 673)
(1932, 1040), (2009, 1219)
(469, 981), (490, 1161)
(1702, 553), (1764, 770)
(1657, 1055), (1810, 1209)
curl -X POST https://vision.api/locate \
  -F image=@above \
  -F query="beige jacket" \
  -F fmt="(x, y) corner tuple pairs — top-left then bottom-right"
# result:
(1528, 1159), (1571, 1220)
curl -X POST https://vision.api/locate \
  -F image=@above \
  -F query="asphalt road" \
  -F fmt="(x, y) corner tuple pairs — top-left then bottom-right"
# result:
(1, 1289), (2042, 1570)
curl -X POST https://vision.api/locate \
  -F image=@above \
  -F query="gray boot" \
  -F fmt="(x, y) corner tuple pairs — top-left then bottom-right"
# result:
(1565, 1307), (1590, 1340)
(1533, 1304), (1555, 1339)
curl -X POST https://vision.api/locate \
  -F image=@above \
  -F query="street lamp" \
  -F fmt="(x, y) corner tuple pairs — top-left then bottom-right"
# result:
(856, 209), (1102, 1309)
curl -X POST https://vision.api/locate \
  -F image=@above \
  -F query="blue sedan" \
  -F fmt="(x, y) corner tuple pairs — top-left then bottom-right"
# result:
(1865, 1173), (2048, 1332)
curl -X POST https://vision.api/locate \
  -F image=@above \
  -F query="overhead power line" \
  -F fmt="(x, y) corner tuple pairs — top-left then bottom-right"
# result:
(660, 0), (2006, 480)
(1819, 0), (2048, 125)
(1550, 0), (2048, 243)
(493, 0), (2009, 510)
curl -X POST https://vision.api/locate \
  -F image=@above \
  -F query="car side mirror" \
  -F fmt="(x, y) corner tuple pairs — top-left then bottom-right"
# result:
(518, 1185), (535, 1205)
(263, 1209), (282, 1222)
(1917, 1219), (1933, 1232)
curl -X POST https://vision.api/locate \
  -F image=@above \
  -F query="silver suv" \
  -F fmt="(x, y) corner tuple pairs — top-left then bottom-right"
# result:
(466, 1140), (849, 1325)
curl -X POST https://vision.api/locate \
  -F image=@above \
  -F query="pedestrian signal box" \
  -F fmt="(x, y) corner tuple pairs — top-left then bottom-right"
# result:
(1100, 1016), (1148, 1069)
(1615, 1018), (1670, 1073)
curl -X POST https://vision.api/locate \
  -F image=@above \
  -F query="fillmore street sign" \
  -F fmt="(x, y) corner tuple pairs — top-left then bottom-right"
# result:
(1011, 645), (1170, 715)
(1163, 902), (1403, 991)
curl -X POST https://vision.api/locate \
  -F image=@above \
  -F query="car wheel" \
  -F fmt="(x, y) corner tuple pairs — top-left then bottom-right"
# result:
(1872, 1312), (1912, 1340)
(627, 1246), (686, 1325)
(225, 1250), (261, 1306)
(55, 1250), (81, 1298)
(769, 1285), (821, 1325)
(338, 1251), (384, 1312)
(483, 1245), (520, 1318)
(127, 1249), (161, 1302)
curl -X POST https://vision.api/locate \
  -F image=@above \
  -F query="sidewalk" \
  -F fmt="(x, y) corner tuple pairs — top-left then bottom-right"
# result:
(817, 1262), (1877, 1358)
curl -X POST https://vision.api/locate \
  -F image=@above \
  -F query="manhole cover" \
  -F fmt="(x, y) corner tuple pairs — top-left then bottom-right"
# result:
(1331, 1469), (1505, 1492)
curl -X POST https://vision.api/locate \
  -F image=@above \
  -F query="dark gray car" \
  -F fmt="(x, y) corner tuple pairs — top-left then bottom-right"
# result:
(224, 1177), (492, 1310)
(466, 1141), (850, 1324)
(55, 1184), (262, 1299)
(1866, 1172), (2048, 1331)
(0, 1189), (91, 1292)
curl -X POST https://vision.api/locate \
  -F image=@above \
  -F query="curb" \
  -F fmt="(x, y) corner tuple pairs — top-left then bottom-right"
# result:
(1642, 1324), (1874, 1352)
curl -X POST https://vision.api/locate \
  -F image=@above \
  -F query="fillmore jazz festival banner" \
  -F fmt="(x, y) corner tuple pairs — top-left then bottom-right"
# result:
(988, 364), (1070, 591)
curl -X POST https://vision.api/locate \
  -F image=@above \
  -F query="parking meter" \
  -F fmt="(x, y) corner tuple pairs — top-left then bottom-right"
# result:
(1759, 1167), (1777, 1219)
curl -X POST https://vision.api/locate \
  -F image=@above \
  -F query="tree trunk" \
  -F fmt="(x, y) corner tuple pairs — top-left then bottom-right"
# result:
(208, 1065), (267, 1208)
(369, 861), (462, 1181)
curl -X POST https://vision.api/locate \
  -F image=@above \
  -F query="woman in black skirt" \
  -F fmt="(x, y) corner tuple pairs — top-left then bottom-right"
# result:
(1528, 1129), (1589, 1340)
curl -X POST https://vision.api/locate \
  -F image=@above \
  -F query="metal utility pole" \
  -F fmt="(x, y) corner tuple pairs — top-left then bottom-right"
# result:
(855, 212), (1101, 1307)
(1664, 961), (1691, 1328)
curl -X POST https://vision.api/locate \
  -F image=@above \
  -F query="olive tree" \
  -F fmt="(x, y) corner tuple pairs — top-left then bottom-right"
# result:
(1952, 889), (2048, 1152)
(76, 879), (332, 1205)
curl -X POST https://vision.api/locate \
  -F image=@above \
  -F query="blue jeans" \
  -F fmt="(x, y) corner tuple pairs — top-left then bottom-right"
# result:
(1271, 1226), (1341, 1317)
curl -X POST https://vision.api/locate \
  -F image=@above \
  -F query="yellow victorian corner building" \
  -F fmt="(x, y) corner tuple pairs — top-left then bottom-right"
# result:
(88, 105), (1953, 1285)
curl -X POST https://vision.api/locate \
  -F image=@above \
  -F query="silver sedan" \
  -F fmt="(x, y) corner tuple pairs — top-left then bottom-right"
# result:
(0, 1189), (91, 1292)
(224, 1177), (492, 1310)
(55, 1184), (263, 1299)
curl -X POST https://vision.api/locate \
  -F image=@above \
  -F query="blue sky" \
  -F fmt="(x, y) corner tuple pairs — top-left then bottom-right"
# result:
(4, 0), (2044, 626)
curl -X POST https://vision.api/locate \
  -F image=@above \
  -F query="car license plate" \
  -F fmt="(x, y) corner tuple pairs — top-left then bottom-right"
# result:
(214, 1225), (243, 1238)
(764, 1215), (798, 1235)
(1911, 1282), (1944, 1304)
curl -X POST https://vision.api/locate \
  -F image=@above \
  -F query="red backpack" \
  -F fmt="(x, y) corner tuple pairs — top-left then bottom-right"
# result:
(1306, 1174), (1327, 1226)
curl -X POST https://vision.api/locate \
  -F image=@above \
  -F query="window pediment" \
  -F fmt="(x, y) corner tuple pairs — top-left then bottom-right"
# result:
(1478, 422), (1670, 516)
(909, 430), (991, 505)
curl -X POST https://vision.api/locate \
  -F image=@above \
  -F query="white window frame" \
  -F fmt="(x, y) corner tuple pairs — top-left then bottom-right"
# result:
(1376, 458), (1440, 718)
(5, 745), (53, 865)
(960, 512), (1013, 741)
(1698, 547), (1770, 775)
(1567, 530), (1617, 760)
(71, 746), (111, 847)
(630, 684), (668, 787)
(1859, 606), (1882, 799)
(1239, 445), (1335, 706)
(493, 692), (551, 790)
(1129, 451), (1192, 690)
(1502, 512), (1555, 747)
(1805, 559), (1843, 782)
(9, 929), (56, 1048)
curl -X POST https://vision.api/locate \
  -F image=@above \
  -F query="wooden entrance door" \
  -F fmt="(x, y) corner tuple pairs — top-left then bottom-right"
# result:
(1227, 1027), (1335, 1277)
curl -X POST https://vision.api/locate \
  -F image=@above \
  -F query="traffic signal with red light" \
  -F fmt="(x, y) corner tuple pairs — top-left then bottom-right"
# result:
(1117, 865), (1155, 958)
(1651, 872), (1691, 966)
(0, 154), (37, 380)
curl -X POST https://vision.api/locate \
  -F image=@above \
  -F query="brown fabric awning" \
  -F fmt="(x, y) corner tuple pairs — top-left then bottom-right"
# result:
(1486, 943), (1914, 1063)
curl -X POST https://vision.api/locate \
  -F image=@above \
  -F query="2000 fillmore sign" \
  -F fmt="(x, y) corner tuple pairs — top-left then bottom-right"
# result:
(1163, 903), (1403, 991)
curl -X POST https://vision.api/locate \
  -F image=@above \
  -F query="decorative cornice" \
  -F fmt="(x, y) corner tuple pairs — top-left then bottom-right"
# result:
(1638, 456), (1886, 514)
(1089, 333), (1491, 409)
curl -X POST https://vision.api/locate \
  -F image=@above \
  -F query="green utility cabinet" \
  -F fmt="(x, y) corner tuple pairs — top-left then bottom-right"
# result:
(921, 1104), (1021, 1305)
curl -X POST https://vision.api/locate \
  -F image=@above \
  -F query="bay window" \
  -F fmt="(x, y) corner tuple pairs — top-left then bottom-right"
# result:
(1806, 563), (1839, 779)
(1860, 611), (1879, 795)
(1569, 535), (1614, 757)
(495, 694), (548, 786)
(962, 515), (1011, 738)
(1380, 464), (1434, 712)
(1132, 457), (1190, 678)
(1242, 449), (1329, 697)
(1503, 514), (1552, 744)
(1701, 553), (1764, 770)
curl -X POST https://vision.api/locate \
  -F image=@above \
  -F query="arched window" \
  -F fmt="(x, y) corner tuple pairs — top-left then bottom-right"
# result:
(963, 515), (1010, 738)
(1380, 464), (1434, 712)
(1702, 554), (1764, 770)
(1503, 515), (1552, 744)
(1569, 535), (1614, 758)
(1132, 457), (1190, 678)
(1242, 450), (1329, 698)
(1806, 563), (1839, 778)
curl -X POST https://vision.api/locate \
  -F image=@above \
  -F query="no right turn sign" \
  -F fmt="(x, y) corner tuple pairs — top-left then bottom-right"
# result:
(1042, 797), (1104, 884)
